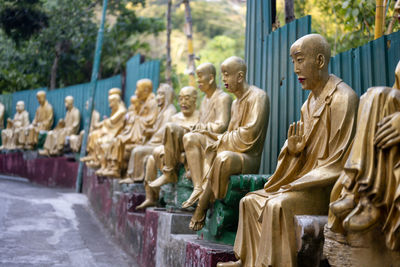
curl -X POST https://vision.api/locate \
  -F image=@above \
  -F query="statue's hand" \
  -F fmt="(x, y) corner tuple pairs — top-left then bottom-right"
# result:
(375, 112), (400, 149)
(287, 121), (306, 156)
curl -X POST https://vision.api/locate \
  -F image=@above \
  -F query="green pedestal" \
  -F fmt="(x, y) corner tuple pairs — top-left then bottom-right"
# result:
(198, 174), (270, 245)
(36, 132), (47, 149)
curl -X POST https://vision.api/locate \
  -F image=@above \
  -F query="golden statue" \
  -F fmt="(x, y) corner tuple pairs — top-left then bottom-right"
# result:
(39, 96), (80, 156)
(20, 90), (54, 150)
(96, 80), (163, 178)
(68, 101), (101, 153)
(0, 101), (4, 130)
(0, 101), (30, 150)
(118, 83), (177, 182)
(217, 35), (359, 267)
(80, 88), (126, 167)
(136, 86), (200, 209)
(328, 60), (400, 250)
(162, 57), (269, 233)
(147, 63), (232, 193)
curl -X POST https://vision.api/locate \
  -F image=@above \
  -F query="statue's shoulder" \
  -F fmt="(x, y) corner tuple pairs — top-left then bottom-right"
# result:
(333, 78), (358, 106)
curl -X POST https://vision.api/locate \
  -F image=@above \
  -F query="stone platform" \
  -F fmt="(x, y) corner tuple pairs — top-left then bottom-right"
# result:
(82, 167), (236, 267)
(0, 151), (78, 188)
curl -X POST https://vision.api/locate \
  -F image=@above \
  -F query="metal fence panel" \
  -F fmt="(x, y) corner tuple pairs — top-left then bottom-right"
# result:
(245, 0), (400, 175)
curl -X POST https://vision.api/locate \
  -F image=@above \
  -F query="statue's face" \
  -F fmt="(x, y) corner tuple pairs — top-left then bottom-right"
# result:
(179, 87), (196, 116)
(136, 83), (150, 101)
(221, 63), (242, 95)
(16, 102), (24, 113)
(196, 67), (212, 93)
(65, 98), (73, 110)
(108, 96), (119, 110)
(290, 42), (322, 91)
(156, 87), (166, 108)
(36, 93), (46, 105)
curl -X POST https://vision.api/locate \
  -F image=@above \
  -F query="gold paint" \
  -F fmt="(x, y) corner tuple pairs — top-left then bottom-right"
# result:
(39, 96), (80, 156)
(180, 57), (270, 234)
(328, 59), (400, 250)
(20, 90), (54, 150)
(142, 62), (232, 211)
(218, 35), (358, 267)
(80, 88), (127, 168)
(135, 85), (200, 209)
(0, 101), (29, 150)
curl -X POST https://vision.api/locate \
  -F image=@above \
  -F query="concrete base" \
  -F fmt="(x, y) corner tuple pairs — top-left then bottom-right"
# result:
(0, 151), (78, 188)
(82, 167), (237, 267)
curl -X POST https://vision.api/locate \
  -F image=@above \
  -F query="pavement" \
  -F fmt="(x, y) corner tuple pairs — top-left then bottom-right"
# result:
(0, 175), (137, 267)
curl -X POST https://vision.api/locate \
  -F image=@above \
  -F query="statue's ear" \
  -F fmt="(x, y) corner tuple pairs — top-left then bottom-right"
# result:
(237, 71), (245, 83)
(208, 74), (215, 85)
(317, 54), (326, 69)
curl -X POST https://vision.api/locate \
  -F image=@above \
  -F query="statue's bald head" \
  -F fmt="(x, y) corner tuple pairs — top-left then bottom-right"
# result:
(36, 90), (47, 105)
(196, 63), (216, 78)
(179, 86), (197, 116)
(136, 79), (153, 101)
(290, 34), (331, 70)
(65, 96), (74, 110)
(16, 101), (25, 112)
(221, 56), (247, 76)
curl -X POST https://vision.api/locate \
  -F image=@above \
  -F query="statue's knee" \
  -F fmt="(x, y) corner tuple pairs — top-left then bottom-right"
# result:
(183, 133), (196, 147)
(216, 151), (232, 163)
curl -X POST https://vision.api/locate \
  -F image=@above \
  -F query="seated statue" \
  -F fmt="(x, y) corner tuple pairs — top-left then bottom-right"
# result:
(147, 63), (232, 199)
(20, 90), (54, 150)
(136, 86), (200, 209)
(328, 59), (400, 250)
(1, 101), (29, 150)
(118, 83), (177, 182)
(80, 88), (126, 167)
(68, 101), (101, 153)
(217, 34), (359, 267)
(39, 96), (80, 156)
(0, 101), (4, 130)
(170, 56), (269, 232)
(97, 81), (173, 178)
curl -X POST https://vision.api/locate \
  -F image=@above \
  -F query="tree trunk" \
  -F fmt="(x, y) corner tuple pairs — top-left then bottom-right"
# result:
(50, 42), (62, 90)
(285, 0), (295, 24)
(166, 0), (172, 86)
(183, 0), (196, 87)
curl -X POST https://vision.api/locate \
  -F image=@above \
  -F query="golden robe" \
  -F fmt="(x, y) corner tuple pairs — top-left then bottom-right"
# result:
(162, 89), (232, 177)
(204, 86), (269, 200)
(328, 86), (400, 250)
(69, 110), (100, 153)
(22, 100), (54, 147)
(125, 101), (177, 181)
(87, 101), (126, 158)
(43, 106), (80, 155)
(1, 110), (29, 149)
(106, 93), (158, 166)
(233, 75), (358, 267)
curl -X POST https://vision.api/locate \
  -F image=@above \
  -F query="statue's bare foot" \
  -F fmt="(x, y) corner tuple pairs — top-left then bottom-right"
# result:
(102, 168), (120, 178)
(86, 160), (100, 169)
(329, 193), (355, 218)
(217, 260), (242, 267)
(136, 199), (157, 210)
(148, 171), (177, 188)
(119, 177), (134, 184)
(80, 155), (93, 162)
(182, 187), (203, 209)
(343, 198), (380, 232)
(95, 168), (105, 177)
(189, 208), (206, 231)
(38, 149), (49, 156)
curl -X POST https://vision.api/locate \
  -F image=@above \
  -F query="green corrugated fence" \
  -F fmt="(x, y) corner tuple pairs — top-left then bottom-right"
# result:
(245, 0), (400, 175)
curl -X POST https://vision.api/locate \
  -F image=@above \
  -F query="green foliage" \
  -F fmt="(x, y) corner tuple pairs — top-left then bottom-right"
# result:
(0, 0), (164, 93)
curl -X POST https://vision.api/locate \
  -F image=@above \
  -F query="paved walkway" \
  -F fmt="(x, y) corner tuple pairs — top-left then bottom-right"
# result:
(0, 176), (137, 267)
